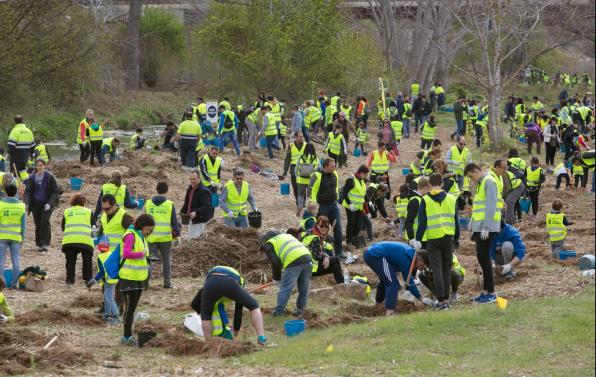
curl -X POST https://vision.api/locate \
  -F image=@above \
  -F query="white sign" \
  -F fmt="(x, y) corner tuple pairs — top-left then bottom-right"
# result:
(206, 100), (218, 125)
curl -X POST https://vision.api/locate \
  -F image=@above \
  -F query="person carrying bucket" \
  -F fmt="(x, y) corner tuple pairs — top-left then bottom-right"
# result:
(190, 266), (267, 345)
(220, 169), (258, 228)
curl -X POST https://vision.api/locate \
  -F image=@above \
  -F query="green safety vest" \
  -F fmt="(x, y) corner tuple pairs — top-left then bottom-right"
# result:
(290, 143), (306, 165)
(410, 162), (421, 177)
(403, 103), (412, 119)
(326, 133), (344, 155)
(100, 208), (127, 252)
(446, 177), (460, 199)
(330, 96), (340, 108)
(224, 180), (249, 218)
(267, 102), (282, 122)
(507, 171), (522, 190)
(325, 105), (337, 125)
(423, 193), (456, 240)
(404, 196), (427, 242)
(525, 167), (542, 187)
(268, 233), (311, 269)
(371, 150), (389, 174)
(468, 105), (479, 120)
(395, 197), (409, 218)
(34, 145), (49, 162)
(472, 175), (502, 223)
(572, 165), (584, 176)
(0, 200), (25, 242)
(119, 228), (149, 282)
(296, 155), (318, 185)
(178, 120), (201, 142)
(390, 120), (403, 140)
(102, 138), (114, 153)
(580, 151), (595, 168)
(421, 121), (436, 141)
(448, 146), (469, 175)
(89, 125), (103, 141)
(146, 199), (173, 243)
(102, 183), (127, 207)
(98, 251), (118, 285)
(462, 176), (470, 192)
(8, 124), (34, 150)
(129, 134), (141, 150)
(305, 107), (321, 126)
(61, 206), (93, 247)
(546, 212), (566, 242)
(489, 170), (505, 208)
(310, 171), (338, 203)
(342, 176), (366, 210)
(264, 112), (278, 136)
(201, 156), (222, 185)
(508, 157), (527, 171)
(340, 105), (352, 119)
(356, 128), (369, 143)
(411, 83), (419, 96)
(221, 110), (237, 132)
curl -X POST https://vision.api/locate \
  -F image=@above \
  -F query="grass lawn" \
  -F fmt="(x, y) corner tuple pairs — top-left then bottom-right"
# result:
(239, 287), (595, 377)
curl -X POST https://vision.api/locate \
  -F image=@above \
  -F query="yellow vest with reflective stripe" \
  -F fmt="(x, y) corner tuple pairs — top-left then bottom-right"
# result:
(224, 180), (249, 217)
(403, 103), (412, 119)
(546, 212), (566, 242)
(129, 134), (140, 150)
(78, 119), (90, 144)
(421, 121), (436, 140)
(211, 298), (231, 336)
(305, 107), (321, 125)
(34, 145), (49, 162)
(525, 166), (542, 187)
(290, 143), (306, 165)
(371, 150), (389, 174)
(267, 102), (282, 122)
(330, 96), (340, 107)
(146, 200), (173, 242)
(340, 105), (352, 119)
(102, 183), (127, 207)
(453, 254), (465, 277)
(178, 120), (201, 141)
(89, 125), (103, 141)
(98, 251), (118, 285)
(404, 196), (427, 242)
(395, 197), (409, 218)
(119, 229), (149, 281)
(202, 156), (222, 185)
(264, 113), (278, 136)
(61, 206), (93, 247)
(356, 128), (369, 143)
(221, 110), (237, 132)
(489, 170), (505, 208)
(343, 176), (366, 210)
(310, 171), (338, 203)
(423, 194), (456, 240)
(0, 201), (25, 242)
(390, 120), (403, 140)
(507, 171), (522, 190)
(409, 162), (421, 177)
(462, 176), (471, 192)
(300, 234), (322, 272)
(508, 157), (526, 171)
(326, 133), (344, 155)
(449, 146), (469, 175)
(446, 178), (460, 199)
(102, 138), (114, 152)
(100, 208), (127, 252)
(411, 83), (420, 96)
(325, 105), (337, 125)
(472, 175), (502, 223)
(268, 233), (311, 269)
(572, 165), (584, 176)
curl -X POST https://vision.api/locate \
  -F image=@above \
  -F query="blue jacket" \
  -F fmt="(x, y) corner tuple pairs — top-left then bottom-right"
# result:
(218, 112), (239, 133)
(489, 223), (526, 260)
(365, 242), (421, 308)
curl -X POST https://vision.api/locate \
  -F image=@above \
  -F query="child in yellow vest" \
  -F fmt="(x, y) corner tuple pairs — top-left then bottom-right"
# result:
(393, 184), (410, 238)
(546, 199), (573, 257)
(0, 277), (15, 325)
(86, 238), (120, 324)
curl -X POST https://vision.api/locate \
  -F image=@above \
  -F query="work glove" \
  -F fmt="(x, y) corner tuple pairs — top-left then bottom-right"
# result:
(227, 211), (234, 218)
(0, 314), (7, 324)
(43, 204), (51, 211)
(349, 204), (356, 212)
(86, 278), (97, 288)
(253, 207), (259, 213)
(501, 263), (512, 275)
(422, 297), (434, 306)
(367, 213), (372, 220)
(480, 229), (489, 240)
(409, 239), (422, 251)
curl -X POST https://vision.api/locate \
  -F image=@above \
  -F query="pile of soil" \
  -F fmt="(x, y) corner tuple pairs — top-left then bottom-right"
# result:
(0, 329), (93, 375)
(308, 313), (364, 329)
(171, 225), (269, 283)
(70, 294), (100, 309)
(134, 320), (174, 333)
(18, 309), (105, 327)
(147, 329), (256, 357)
(345, 300), (423, 316)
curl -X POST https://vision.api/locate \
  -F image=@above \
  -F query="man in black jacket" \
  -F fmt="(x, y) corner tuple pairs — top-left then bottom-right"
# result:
(180, 170), (213, 239)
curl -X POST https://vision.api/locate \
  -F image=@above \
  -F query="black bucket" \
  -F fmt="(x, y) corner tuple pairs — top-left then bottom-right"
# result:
(180, 213), (190, 225)
(137, 331), (157, 348)
(248, 211), (262, 229)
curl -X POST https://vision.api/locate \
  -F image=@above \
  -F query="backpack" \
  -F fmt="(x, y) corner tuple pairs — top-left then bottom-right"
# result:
(103, 244), (124, 280)
(508, 166), (525, 182)
(296, 157), (315, 178)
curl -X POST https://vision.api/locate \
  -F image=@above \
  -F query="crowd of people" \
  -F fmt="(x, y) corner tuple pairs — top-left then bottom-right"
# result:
(0, 80), (594, 347)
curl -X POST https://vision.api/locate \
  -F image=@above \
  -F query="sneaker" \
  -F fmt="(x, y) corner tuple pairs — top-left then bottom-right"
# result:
(503, 271), (516, 279)
(450, 292), (460, 302)
(163, 283), (173, 289)
(478, 293), (497, 304)
(471, 293), (485, 303)
(41, 245), (49, 251)
(271, 311), (285, 318)
(257, 335), (268, 346)
(292, 308), (304, 318)
(435, 302), (450, 310)
(109, 317), (121, 325)
(120, 336), (138, 347)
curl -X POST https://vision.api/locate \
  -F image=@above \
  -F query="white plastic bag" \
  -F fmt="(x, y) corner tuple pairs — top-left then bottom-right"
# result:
(184, 313), (204, 337)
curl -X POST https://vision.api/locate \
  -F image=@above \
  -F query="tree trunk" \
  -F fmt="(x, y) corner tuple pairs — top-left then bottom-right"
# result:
(124, 0), (143, 90)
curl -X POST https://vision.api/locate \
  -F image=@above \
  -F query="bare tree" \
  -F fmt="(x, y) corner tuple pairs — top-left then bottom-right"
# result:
(124, 0), (143, 90)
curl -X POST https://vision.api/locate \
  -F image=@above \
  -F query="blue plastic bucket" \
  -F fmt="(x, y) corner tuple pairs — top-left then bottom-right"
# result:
(519, 197), (531, 213)
(353, 147), (362, 157)
(70, 177), (84, 191)
(3, 269), (13, 285)
(518, 136), (527, 144)
(458, 217), (470, 230)
(578, 254), (595, 270)
(280, 183), (290, 195)
(559, 250), (577, 260)
(284, 319), (306, 337)
(259, 137), (267, 148)
(211, 193), (219, 207)
(136, 198), (145, 209)
(402, 168), (411, 176)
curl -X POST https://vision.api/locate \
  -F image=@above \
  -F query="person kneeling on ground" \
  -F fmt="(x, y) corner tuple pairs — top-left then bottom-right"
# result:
(260, 231), (312, 318)
(363, 241), (427, 316)
(415, 250), (465, 303)
(489, 221), (527, 278)
(190, 266), (267, 345)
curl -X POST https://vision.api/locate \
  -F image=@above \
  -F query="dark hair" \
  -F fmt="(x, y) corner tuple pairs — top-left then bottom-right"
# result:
(286, 228), (302, 239)
(4, 184), (17, 198)
(112, 138), (120, 144)
(101, 194), (117, 205)
(428, 173), (443, 187)
(35, 159), (46, 166)
(378, 141), (386, 148)
(464, 163), (481, 175)
(552, 199), (563, 211)
(416, 151), (425, 159)
(70, 194), (86, 206)
(218, 105), (225, 110)
(432, 139), (442, 147)
(134, 214), (156, 229)
(531, 156), (540, 164)
(316, 215), (330, 229)
(166, 121), (175, 127)
(322, 158), (335, 168)
(494, 159), (504, 168)
(356, 165), (370, 175)
(266, 96), (274, 101)
(416, 250), (430, 266)
(303, 143), (316, 159)
(399, 184), (409, 195)
(156, 182), (168, 194)
(293, 131), (303, 138)
(14, 115), (23, 123)
(508, 148), (519, 158)
(136, 128), (143, 133)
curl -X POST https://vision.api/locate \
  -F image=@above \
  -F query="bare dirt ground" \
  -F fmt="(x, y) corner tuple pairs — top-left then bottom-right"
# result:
(2, 121), (594, 376)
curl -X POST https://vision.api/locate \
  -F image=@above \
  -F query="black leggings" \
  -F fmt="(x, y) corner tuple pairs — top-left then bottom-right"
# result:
(426, 235), (454, 301)
(62, 245), (93, 284)
(122, 289), (142, 337)
(527, 188), (539, 215)
(90, 140), (102, 165)
(313, 257), (344, 284)
(556, 174), (570, 189)
(473, 232), (495, 293)
(79, 143), (90, 163)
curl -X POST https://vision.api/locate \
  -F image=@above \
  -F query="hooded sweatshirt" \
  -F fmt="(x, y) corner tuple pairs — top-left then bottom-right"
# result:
(415, 190), (460, 242)
(149, 195), (181, 238)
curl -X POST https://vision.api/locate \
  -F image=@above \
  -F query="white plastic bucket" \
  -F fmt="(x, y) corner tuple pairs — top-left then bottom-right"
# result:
(184, 313), (204, 337)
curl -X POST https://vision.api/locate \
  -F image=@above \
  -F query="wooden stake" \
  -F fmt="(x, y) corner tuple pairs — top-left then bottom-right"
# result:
(43, 335), (58, 350)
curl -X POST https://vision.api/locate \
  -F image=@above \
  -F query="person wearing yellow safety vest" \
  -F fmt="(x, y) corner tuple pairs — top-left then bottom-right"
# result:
(436, 82), (445, 107)
(402, 96), (412, 138)
(410, 174), (459, 310)
(89, 118), (110, 166)
(410, 80), (420, 98)
(499, 159), (525, 225)
(366, 141), (397, 197)
(145, 182), (180, 288)
(445, 136), (471, 189)
(260, 231), (313, 317)
(324, 99), (337, 135)
(295, 143), (318, 215)
(341, 165), (369, 246)
(340, 100), (352, 123)
(7, 115), (35, 181)
(392, 184), (410, 238)
(330, 92), (341, 108)
(86, 236), (120, 324)
(464, 163), (501, 304)
(529, 96), (545, 122)
(404, 177), (429, 245)
(420, 115), (437, 150)
(78, 109), (94, 163)
(199, 146), (223, 194)
(354, 121), (369, 154)
(24, 160), (61, 252)
(303, 100), (321, 133)
(118, 214), (155, 347)
(524, 156), (545, 216)
(0, 184), (26, 288)
(129, 128), (146, 151)
(60, 194), (95, 285)
(281, 132), (306, 207)
(98, 194), (133, 253)
(94, 171), (138, 218)
(246, 105), (262, 151)
(221, 169), (257, 228)
(218, 97), (232, 111)
(259, 105), (281, 159)
(573, 105), (592, 134)
(176, 110), (202, 169)
(416, 248), (464, 304)
(546, 199), (573, 258)
(32, 139), (50, 165)
(101, 137), (121, 165)
(217, 105), (241, 156)
(324, 124), (347, 166)
(190, 266), (267, 344)
(193, 97), (207, 122)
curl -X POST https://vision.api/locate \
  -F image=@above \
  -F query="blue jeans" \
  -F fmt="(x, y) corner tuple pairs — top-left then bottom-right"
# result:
(402, 119), (410, 138)
(318, 203), (343, 255)
(455, 119), (464, 137)
(224, 216), (248, 228)
(179, 140), (197, 167)
(301, 126), (310, 143)
(103, 282), (119, 319)
(275, 262), (311, 314)
(0, 240), (20, 288)
(219, 131), (241, 156)
(265, 135), (280, 159)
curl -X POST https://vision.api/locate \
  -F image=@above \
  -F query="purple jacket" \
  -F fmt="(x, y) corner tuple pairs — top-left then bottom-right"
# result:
(524, 123), (542, 137)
